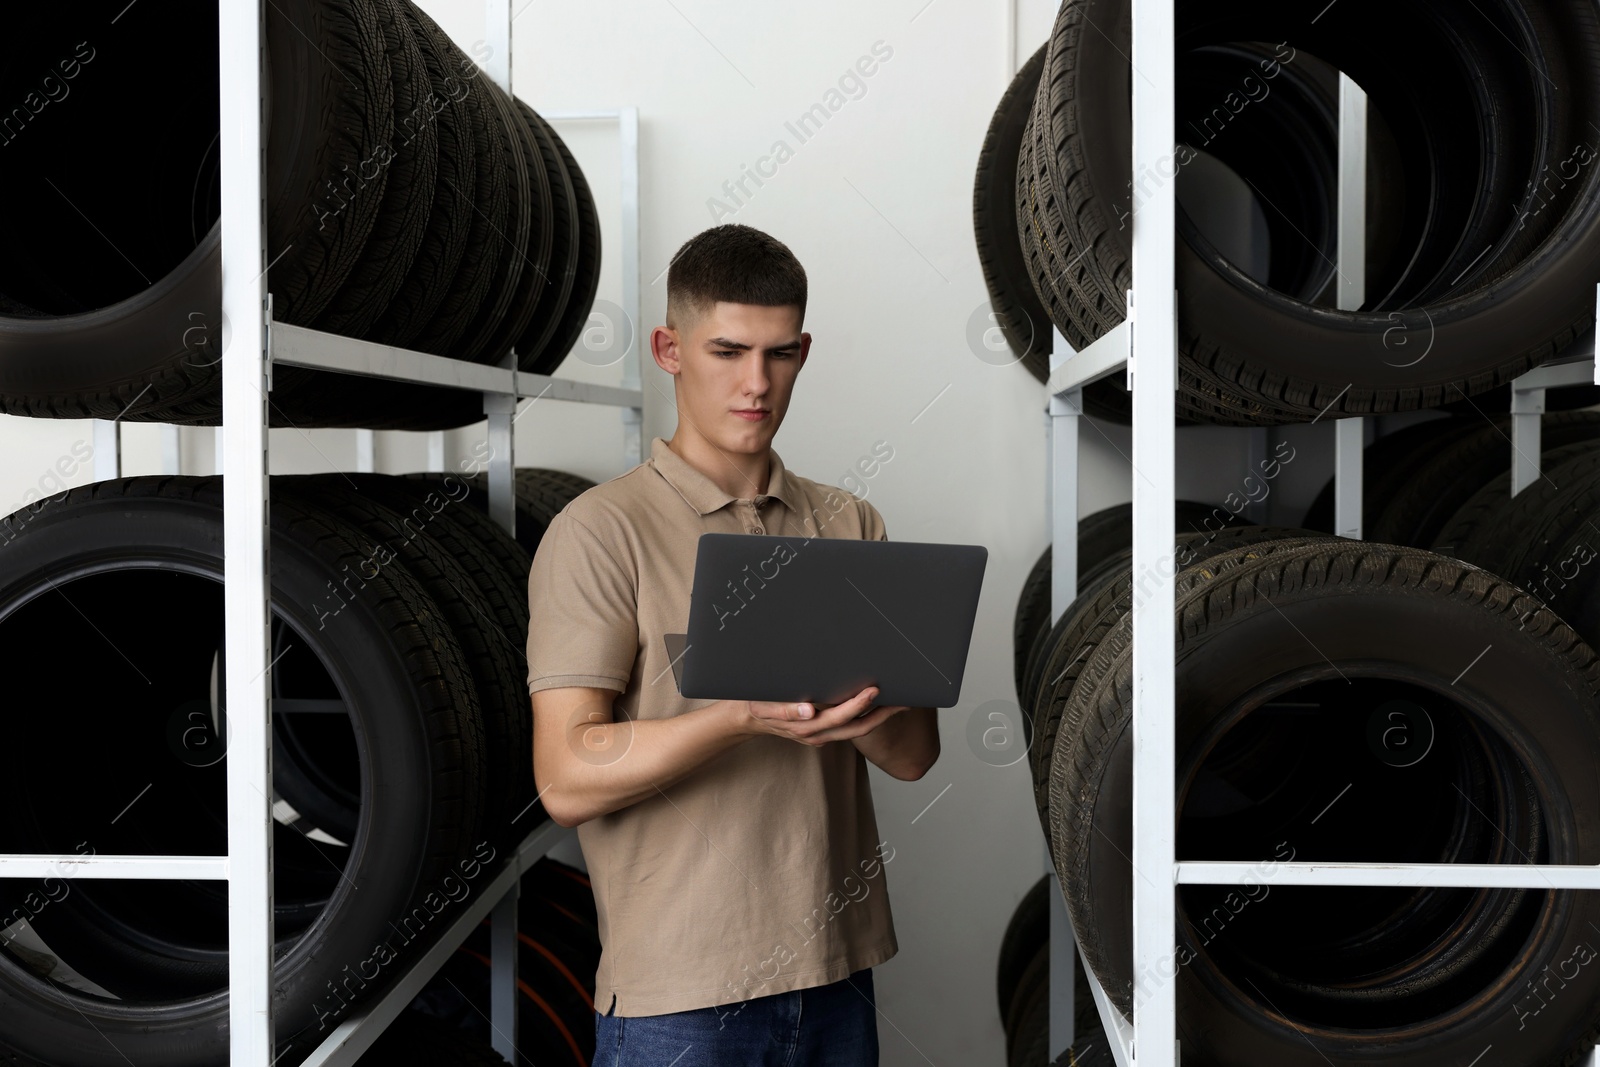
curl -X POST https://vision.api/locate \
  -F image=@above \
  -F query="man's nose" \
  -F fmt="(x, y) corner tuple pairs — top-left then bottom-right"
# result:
(743, 355), (770, 393)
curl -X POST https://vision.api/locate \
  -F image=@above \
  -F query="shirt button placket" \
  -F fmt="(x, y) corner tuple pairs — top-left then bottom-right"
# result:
(746, 499), (764, 535)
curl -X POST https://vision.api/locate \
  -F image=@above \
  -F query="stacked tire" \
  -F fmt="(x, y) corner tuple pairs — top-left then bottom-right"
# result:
(355, 1009), (522, 1066)
(1431, 437), (1600, 659)
(997, 875), (1105, 1067)
(1299, 411), (1600, 545)
(1036, 529), (1600, 1064)
(0, 467), (592, 1066)
(1011, 500), (1241, 745)
(411, 857), (603, 1067)
(0, 1), (600, 431)
(978, 1), (1600, 424)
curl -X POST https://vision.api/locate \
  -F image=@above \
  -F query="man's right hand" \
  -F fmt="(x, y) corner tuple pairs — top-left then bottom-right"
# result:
(740, 686), (912, 747)
(531, 685), (912, 827)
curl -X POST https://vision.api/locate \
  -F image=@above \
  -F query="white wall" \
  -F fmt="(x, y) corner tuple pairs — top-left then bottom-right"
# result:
(0, 2), (1381, 1062)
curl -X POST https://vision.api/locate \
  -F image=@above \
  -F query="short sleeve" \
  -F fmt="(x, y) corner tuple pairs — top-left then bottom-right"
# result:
(525, 510), (638, 695)
(861, 499), (888, 542)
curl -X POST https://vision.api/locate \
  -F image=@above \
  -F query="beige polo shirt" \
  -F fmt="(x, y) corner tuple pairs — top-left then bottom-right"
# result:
(525, 435), (899, 1017)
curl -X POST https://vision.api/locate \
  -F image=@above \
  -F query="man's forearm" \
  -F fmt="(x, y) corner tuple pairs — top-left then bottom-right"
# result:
(851, 707), (939, 780)
(547, 699), (752, 826)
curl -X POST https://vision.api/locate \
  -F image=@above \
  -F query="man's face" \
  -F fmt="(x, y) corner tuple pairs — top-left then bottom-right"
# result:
(652, 301), (811, 454)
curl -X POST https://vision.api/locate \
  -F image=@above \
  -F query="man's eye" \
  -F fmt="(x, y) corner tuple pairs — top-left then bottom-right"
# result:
(715, 350), (737, 357)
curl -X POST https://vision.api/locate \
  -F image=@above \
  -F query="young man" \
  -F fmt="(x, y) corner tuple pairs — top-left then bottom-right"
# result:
(526, 223), (940, 1066)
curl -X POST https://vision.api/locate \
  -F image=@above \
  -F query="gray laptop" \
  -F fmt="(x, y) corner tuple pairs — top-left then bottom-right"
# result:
(663, 532), (987, 708)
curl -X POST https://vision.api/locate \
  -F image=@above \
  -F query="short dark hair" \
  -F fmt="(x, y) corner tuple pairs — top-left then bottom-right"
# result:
(665, 224), (807, 334)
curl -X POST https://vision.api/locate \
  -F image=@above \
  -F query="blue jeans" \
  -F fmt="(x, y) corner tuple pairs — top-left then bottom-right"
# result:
(593, 968), (879, 1066)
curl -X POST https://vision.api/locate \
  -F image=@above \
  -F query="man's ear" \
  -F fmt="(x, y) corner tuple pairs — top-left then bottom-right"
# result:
(651, 325), (682, 375)
(798, 331), (812, 367)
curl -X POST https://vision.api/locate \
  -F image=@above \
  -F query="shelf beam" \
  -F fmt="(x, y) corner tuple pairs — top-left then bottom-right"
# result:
(1178, 860), (1600, 889)
(269, 322), (643, 407)
(0, 855), (228, 879)
(1045, 320), (1128, 398)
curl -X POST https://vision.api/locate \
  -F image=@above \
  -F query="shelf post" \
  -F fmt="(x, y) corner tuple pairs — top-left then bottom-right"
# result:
(1332, 75), (1368, 540)
(1045, 838), (1077, 1057)
(1128, 0), (1179, 1061)
(1045, 316), (1083, 1060)
(478, 12), (525, 1058)
(92, 419), (120, 481)
(1334, 419), (1364, 539)
(219, 0), (275, 1060)
(620, 105), (643, 467)
(490, 879), (521, 1062)
(1510, 381), (1545, 496)
(485, 393), (518, 535)
(485, 0), (512, 93)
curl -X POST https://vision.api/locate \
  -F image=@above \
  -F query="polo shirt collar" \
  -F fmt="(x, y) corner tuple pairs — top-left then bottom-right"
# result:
(649, 436), (799, 515)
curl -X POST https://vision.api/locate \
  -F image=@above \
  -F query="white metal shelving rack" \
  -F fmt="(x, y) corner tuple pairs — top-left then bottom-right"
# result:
(1039, 1), (1600, 1064)
(0, 2), (643, 1065)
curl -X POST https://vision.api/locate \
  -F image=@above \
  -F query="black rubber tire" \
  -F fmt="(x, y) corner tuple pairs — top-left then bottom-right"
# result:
(356, 1009), (512, 1066)
(1433, 444), (1600, 656)
(364, 3), (479, 352)
(1439, 382), (1600, 417)
(425, 919), (594, 1067)
(308, 0), (437, 340)
(0, 225), (223, 422)
(1051, 539), (1600, 1064)
(452, 80), (538, 366)
(0, 476), (487, 1064)
(1013, 501), (1231, 708)
(290, 473), (537, 848)
(512, 102), (579, 371)
(408, 858), (600, 1067)
(465, 96), (553, 369)
(1526, 491), (1600, 663)
(1005, 946), (1047, 1067)
(402, 467), (598, 560)
(507, 467), (597, 532)
(1173, 43), (1345, 307)
(0, 4), (228, 422)
(977, 43), (1131, 423)
(404, 43), (510, 361)
(1299, 416), (1476, 535)
(978, 45), (1053, 385)
(485, 466), (600, 562)
(265, 0), (442, 429)
(529, 116), (603, 377)
(1031, 526), (1332, 852)
(998, 875), (1051, 1020)
(1431, 440), (1600, 569)
(519, 861), (602, 998)
(1050, 1031), (1113, 1066)
(0, 1042), (48, 1067)
(1019, 546), (1132, 749)
(0, 5), (596, 433)
(1370, 411), (1600, 548)
(297, 64), (517, 432)
(394, 473), (541, 611)
(310, 81), (551, 433)
(996, 875), (1104, 1052)
(1011, 32), (1356, 426)
(1023, 0), (1600, 425)
(525, 855), (600, 929)
(1007, 943), (1106, 1067)
(263, 0), (396, 328)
